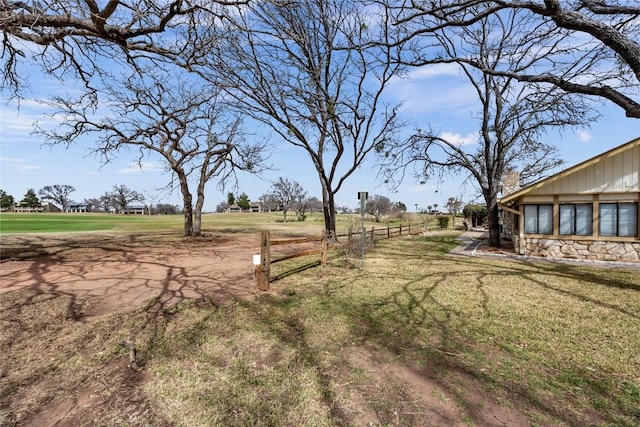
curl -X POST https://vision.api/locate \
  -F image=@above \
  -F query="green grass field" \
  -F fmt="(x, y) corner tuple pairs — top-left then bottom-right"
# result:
(0, 212), (318, 234)
(0, 211), (440, 235)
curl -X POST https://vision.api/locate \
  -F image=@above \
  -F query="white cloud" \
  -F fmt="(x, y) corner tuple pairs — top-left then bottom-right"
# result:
(441, 131), (477, 145)
(576, 130), (592, 142)
(15, 164), (40, 171)
(118, 161), (166, 174)
(403, 63), (462, 80)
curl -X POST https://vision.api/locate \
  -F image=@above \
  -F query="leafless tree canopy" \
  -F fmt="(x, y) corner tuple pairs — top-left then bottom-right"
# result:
(38, 184), (76, 210)
(37, 67), (267, 236)
(271, 177), (306, 223)
(208, 0), (407, 238)
(366, 194), (392, 222)
(378, 8), (597, 246)
(383, 0), (640, 118)
(110, 184), (144, 213)
(1, 0), (245, 96)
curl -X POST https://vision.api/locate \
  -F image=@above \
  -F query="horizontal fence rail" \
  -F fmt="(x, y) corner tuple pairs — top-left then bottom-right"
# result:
(255, 220), (434, 290)
(255, 230), (327, 291)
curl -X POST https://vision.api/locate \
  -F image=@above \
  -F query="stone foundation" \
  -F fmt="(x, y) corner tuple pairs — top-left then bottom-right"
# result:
(525, 238), (640, 263)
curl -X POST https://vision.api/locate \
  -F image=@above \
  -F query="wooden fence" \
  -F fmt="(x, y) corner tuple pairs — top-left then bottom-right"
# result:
(255, 220), (431, 290)
(255, 230), (328, 291)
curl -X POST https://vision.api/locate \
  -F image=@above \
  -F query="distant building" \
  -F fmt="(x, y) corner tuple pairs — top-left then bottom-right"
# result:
(226, 202), (264, 213)
(67, 202), (91, 213)
(13, 202), (62, 213)
(124, 205), (146, 215)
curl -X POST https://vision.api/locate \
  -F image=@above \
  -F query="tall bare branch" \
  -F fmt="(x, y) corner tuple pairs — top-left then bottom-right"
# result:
(381, 0), (640, 117)
(1, 0), (246, 96)
(378, 8), (597, 246)
(36, 67), (267, 236)
(208, 0), (406, 239)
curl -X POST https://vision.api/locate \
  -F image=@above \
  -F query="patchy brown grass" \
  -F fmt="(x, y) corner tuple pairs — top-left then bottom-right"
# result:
(1, 232), (639, 426)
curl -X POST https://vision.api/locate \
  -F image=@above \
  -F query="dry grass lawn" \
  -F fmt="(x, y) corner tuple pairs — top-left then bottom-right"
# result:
(1, 231), (639, 426)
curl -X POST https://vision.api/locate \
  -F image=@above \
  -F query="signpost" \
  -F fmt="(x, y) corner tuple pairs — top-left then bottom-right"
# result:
(358, 191), (368, 268)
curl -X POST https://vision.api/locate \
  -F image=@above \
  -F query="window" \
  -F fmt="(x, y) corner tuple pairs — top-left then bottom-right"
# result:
(524, 204), (553, 234)
(599, 202), (638, 237)
(559, 204), (593, 236)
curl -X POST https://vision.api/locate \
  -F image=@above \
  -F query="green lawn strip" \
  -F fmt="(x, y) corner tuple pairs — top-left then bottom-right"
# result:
(0, 213), (169, 233)
(0, 212), (432, 235)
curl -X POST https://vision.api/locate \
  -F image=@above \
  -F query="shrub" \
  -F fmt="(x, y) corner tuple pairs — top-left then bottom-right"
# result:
(437, 216), (450, 229)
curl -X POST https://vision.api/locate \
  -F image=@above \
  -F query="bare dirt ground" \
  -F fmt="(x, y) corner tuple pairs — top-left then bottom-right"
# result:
(0, 231), (530, 426)
(1, 232), (262, 316)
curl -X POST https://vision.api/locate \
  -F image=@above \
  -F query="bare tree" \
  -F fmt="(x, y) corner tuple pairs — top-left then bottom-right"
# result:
(271, 177), (306, 223)
(156, 203), (180, 215)
(84, 197), (100, 212)
(445, 197), (464, 230)
(110, 185), (144, 214)
(0, 0), (246, 97)
(215, 201), (229, 213)
(383, 0), (640, 118)
(98, 191), (115, 213)
(306, 196), (324, 214)
(210, 0), (406, 239)
(38, 184), (75, 211)
(366, 194), (392, 222)
(38, 69), (267, 236)
(258, 193), (280, 212)
(378, 9), (595, 246)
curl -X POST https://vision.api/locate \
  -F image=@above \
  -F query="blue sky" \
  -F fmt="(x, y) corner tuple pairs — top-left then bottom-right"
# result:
(1, 63), (639, 212)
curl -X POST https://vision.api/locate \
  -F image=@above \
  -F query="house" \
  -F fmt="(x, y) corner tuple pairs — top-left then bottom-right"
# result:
(123, 205), (146, 215)
(67, 202), (90, 213)
(227, 204), (242, 213)
(13, 202), (62, 213)
(227, 202), (263, 213)
(499, 137), (639, 262)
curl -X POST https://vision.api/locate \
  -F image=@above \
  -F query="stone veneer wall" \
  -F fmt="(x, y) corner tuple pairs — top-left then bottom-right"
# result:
(525, 238), (640, 262)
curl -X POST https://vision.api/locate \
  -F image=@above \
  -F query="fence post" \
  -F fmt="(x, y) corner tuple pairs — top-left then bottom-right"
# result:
(371, 226), (375, 242)
(321, 229), (327, 265)
(399, 224), (402, 235)
(409, 222), (411, 235)
(257, 231), (271, 291)
(387, 225), (390, 238)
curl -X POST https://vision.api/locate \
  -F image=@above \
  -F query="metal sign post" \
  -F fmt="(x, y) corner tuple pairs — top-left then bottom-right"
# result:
(358, 191), (368, 268)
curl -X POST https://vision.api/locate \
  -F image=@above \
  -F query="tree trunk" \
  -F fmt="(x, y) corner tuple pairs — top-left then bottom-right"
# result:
(178, 174), (194, 237)
(484, 193), (501, 247)
(193, 195), (204, 237)
(183, 202), (194, 237)
(321, 185), (337, 240)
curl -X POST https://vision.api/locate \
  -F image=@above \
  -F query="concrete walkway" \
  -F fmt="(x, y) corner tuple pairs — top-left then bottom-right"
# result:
(447, 230), (640, 271)
(448, 229), (488, 257)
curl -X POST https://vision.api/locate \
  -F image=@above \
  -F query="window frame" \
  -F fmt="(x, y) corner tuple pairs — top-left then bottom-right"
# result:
(559, 203), (593, 236)
(599, 202), (638, 237)
(524, 204), (554, 235)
